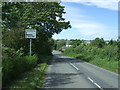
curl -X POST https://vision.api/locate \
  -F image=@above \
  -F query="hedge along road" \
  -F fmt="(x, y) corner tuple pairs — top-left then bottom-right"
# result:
(42, 50), (119, 89)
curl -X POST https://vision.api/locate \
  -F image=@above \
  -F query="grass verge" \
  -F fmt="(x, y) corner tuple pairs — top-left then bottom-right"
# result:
(61, 53), (119, 74)
(3, 55), (53, 89)
(3, 63), (47, 90)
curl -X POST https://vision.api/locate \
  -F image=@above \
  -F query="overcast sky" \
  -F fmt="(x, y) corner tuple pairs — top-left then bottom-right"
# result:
(52, 0), (118, 40)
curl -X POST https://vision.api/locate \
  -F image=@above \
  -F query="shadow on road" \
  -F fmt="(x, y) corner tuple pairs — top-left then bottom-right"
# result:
(42, 54), (85, 88)
(43, 72), (83, 87)
(51, 55), (84, 64)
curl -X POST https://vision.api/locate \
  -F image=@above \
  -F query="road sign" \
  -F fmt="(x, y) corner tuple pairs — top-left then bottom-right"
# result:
(25, 29), (36, 38)
(25, 29), (36, 56)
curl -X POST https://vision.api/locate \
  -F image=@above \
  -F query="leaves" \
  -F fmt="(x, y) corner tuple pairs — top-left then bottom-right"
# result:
(90, 38), (105, 48)
(2, 2), (71, 56)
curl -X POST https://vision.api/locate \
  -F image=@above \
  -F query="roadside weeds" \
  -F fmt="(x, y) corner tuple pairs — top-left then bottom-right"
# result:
(3, 55), (53, 89)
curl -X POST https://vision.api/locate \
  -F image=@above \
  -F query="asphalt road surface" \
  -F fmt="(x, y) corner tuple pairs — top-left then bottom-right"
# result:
(42, 50), (119, 90)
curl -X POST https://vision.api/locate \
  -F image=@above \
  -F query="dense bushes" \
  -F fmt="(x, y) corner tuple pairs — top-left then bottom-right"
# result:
(2, 47), (38, 85)
(2, 2), (71, 56)
(56, 40), (66, 50)
(117, 41), (120, 60)
(2, 2), (71, 87)
(90, 38), (105, 48)
(62, 40), (119, 73)
(62, 45), (118, 62)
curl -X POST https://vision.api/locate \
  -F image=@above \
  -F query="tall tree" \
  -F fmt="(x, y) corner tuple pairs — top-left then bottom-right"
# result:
(90, 38), (105, 48)
(2, 2), (71, 57)
(69, 39), (82, 47)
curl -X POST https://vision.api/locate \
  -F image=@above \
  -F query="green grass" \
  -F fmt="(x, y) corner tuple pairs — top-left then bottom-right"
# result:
(2, 55), (38, 85)
(4, 63), (47, 89)
(3, 55), (53, 89)
(89, 57), (119, 73)
(61, 53), (119, 74)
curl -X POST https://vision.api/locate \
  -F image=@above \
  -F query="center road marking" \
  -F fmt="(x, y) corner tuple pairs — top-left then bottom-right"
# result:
(88, 77), (104, 90)
(70, 63), (79, 71)
(70, 63), (103, 90)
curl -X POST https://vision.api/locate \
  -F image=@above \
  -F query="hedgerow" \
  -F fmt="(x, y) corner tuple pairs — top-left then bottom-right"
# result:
(2, 47), (38, 85)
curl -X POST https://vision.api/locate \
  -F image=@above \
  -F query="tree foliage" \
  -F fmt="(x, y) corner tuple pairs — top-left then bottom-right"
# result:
(117, 41), (120, 61)
(90, 38), (105, 48)
(56, 39), (66, 50)
(108, 39), (117, 46)
(2, 2), (71, 57)
(69, 39), (83, 46)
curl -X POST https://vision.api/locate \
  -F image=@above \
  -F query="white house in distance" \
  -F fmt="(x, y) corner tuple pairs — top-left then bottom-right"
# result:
(60, 44), (72, 52)
(66, 45), (72, 47)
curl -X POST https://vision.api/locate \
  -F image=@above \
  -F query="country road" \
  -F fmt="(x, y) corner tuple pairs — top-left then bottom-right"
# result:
(42, 50), (119, 89)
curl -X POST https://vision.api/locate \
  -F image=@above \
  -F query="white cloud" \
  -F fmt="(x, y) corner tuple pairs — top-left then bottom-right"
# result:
(74, 23), (108, 36)
(61, 0), (119, 11)
(62, 4), (87, 20)
(70, 18), (117, 40)
(62, 4), (109, 36)
(53, 1), (118, 40)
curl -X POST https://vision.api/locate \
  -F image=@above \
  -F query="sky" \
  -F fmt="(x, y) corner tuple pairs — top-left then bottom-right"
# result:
(52, 0), (118, 40)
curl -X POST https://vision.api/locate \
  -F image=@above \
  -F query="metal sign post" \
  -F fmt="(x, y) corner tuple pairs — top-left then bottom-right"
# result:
(30, 39), (32, 56)
(25, 29), (36, 56)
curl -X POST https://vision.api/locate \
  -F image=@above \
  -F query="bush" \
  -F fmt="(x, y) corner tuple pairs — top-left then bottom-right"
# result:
(63, 43), (118, 62)
(62, 40), (118, 73)
(62, 47), (75, 55)
(2, 55), (38, 85)
(74, 45), (84, 54)
(83, 55), (93, 62)
(37, 54), (53, 64)
(2, 47), (24, 59)
(76, 54), (84, 59)
(76, 54), (93, 62)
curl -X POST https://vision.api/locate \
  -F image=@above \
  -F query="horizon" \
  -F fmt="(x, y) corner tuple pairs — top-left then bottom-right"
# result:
(53, 38), (118, 41)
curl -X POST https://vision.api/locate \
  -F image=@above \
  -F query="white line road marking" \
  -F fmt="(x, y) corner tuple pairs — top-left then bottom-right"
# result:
(94, 83), (103, 90)
(88, 77), (94, 83)
(88, 77), (104, 90)
(70, 63), (79, 71)
(69, 63), (103, 90)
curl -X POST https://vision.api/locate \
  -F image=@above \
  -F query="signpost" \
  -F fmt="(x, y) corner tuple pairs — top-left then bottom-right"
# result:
(25, 29), (36, 56)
